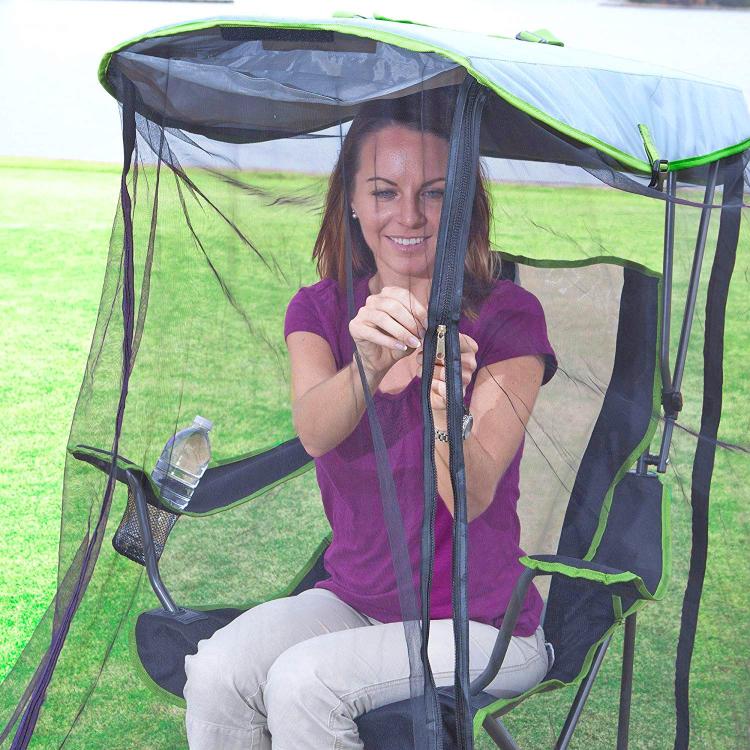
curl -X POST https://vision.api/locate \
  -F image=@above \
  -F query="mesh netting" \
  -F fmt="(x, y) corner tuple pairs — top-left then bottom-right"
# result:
(2, 25), (749, 750)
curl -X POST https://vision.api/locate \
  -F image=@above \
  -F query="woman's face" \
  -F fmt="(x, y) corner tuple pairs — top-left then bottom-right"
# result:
(350, 124), (449, 283)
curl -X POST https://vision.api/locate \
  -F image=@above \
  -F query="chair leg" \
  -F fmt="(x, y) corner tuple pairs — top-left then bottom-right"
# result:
(617, 613), (637, 750)
(555, 636), (612, 750)
(483, 716), (524, 750)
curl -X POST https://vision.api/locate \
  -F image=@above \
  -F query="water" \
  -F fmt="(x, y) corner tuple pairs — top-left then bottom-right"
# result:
(0, 0), (747, 166)
(151, 416), (213, 511)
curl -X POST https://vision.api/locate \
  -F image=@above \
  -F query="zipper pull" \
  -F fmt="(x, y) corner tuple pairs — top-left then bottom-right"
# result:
(435, 324), (446, 364)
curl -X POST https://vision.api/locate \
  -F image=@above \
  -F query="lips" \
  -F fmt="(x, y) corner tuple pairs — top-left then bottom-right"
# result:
(387, 236), (429, 251)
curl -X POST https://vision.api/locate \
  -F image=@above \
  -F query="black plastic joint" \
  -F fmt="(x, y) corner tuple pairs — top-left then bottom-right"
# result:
(662, 389), (684, 417)
(649, 159), (670, 191)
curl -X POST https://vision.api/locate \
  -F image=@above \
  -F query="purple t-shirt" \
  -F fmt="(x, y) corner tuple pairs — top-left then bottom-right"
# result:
(284, 274), (557, 636)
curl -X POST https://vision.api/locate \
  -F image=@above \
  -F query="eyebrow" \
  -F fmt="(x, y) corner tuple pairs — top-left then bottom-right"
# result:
(366, 177), (446, 187)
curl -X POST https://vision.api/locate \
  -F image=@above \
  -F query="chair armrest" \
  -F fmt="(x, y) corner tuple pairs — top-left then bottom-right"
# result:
(70, 437), (313, 515)
(519, 554), (658, 601)
(470, 552), (657, 696)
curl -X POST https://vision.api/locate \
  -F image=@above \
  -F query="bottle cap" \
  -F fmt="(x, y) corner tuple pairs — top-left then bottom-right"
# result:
(193, 415), (213, 431)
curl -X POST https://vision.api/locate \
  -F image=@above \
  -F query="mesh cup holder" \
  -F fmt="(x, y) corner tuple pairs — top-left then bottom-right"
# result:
(113, 488), (179, 565)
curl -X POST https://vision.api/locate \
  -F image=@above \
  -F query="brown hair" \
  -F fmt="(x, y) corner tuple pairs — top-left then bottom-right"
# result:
(311, 87), (497, 318)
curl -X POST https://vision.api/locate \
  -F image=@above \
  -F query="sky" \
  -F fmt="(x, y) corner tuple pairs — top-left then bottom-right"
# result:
(0, 0), (748, 163)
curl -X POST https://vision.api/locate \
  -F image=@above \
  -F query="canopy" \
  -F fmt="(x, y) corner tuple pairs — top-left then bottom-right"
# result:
(99, 15), (750, 172)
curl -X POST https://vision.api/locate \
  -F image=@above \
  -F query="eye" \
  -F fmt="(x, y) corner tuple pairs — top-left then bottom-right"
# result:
(422, 188), (445, 199)
(371, 189), (397, 199)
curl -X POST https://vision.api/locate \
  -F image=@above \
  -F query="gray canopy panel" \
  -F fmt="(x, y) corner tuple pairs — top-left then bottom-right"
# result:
(100, 16), (750, 171)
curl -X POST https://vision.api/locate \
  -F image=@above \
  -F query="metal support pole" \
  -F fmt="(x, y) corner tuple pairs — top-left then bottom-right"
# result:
(638, 171), (676, 474)
(617, 613), (638, 750)
(554, 637), (612, 750)
(471, 569), (535, 695)
(124, 469), (179, 614)
(483, 716), (524, 750)
(659, 172), (677, 394)
(656, 161), (719, 472)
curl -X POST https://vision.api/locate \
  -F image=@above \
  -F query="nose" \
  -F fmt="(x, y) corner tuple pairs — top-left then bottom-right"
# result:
(398, 194), (426, 229)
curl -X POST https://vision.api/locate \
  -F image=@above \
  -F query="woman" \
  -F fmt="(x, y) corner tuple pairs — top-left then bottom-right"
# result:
(184, 91), (557, 750)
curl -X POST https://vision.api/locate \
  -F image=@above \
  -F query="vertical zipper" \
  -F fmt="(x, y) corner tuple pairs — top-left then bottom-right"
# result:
(419, 73), (486, 750)
(430, 75), (486, 750)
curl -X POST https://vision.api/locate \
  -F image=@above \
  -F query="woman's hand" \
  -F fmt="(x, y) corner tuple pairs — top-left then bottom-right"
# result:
(417, 333), (478, 428)
(349, 286), (428, 381)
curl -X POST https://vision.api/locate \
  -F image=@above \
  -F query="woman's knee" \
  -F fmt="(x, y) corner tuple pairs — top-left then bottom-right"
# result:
(184, 638), (245, 707)
(264, 642), (321, 712)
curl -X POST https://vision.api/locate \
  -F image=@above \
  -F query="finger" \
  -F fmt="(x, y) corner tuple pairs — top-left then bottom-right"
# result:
(431, 362), (445, 382)
(458, 333), (479, 354)
(434, 379), (446, 401)
(369, 295), (426, 340)
(365, 309), (422, 349)
(461, 355), (477, 379)
(354, 325), (410, 352)
(377, 287), (428, 330)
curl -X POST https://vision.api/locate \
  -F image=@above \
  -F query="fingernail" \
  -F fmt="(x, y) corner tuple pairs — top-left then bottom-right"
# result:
(408, 335), (421, 348)
(396, 342), (408, 351)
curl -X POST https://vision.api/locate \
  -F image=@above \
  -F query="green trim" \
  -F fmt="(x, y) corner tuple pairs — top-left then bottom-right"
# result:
(670, 137), (750, 171)
(653, 479), (672, 601)
(494, 249), (663, 278)
(518, 556), (655, 599)
(638, 123), (660, 165)
(584, 273), (664, 559)
(612, 594), (623, 622)
(127, 532), (332, 707)
(98, 18), (718, 175)
(516, 29), (564, 47)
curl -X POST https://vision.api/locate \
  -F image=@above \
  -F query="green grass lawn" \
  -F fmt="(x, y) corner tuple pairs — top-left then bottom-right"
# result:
(0, 158), (747, 749)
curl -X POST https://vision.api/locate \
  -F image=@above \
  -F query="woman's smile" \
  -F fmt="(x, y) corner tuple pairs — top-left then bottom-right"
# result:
(387, 235), (431, 251)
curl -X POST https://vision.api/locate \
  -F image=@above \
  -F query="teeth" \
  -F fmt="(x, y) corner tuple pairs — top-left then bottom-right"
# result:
(391, 237), (425, 246)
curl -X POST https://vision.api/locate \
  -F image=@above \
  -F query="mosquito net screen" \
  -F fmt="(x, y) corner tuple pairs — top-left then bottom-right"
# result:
(2, 25), (748, 750)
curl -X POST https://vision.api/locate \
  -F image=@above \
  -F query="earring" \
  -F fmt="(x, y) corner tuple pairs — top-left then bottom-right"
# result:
(351, 209), (358, 220)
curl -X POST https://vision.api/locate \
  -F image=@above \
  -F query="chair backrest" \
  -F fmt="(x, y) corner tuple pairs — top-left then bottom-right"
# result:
(543, 266), (662, 682)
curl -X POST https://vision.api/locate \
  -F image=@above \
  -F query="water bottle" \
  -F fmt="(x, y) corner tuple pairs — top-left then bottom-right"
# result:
(151, 416), (213, 511)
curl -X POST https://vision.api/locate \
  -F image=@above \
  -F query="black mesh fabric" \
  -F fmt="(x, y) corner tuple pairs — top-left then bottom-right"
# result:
(112, 490), (179, 565)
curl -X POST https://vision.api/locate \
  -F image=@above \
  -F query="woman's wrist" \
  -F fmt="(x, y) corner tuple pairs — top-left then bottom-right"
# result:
(351, 354), (386, 393)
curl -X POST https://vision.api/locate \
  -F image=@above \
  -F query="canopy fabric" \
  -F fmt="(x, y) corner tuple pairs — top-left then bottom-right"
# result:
(98, 15), (750, 173)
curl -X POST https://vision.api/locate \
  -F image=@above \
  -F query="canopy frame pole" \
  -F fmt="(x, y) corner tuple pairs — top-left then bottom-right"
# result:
(639, 162), (719, 473)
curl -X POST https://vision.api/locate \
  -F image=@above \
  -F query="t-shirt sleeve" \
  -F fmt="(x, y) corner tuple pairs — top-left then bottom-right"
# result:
(284, 285), (329, 341)
(476, 282), (558, 385)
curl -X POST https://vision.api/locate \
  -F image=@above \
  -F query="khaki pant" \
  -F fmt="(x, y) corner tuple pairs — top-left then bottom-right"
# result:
(184, 588), (551, 749)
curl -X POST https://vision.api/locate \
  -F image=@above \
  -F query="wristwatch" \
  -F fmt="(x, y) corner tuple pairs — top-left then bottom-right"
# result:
(434, 408), (473, 443)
